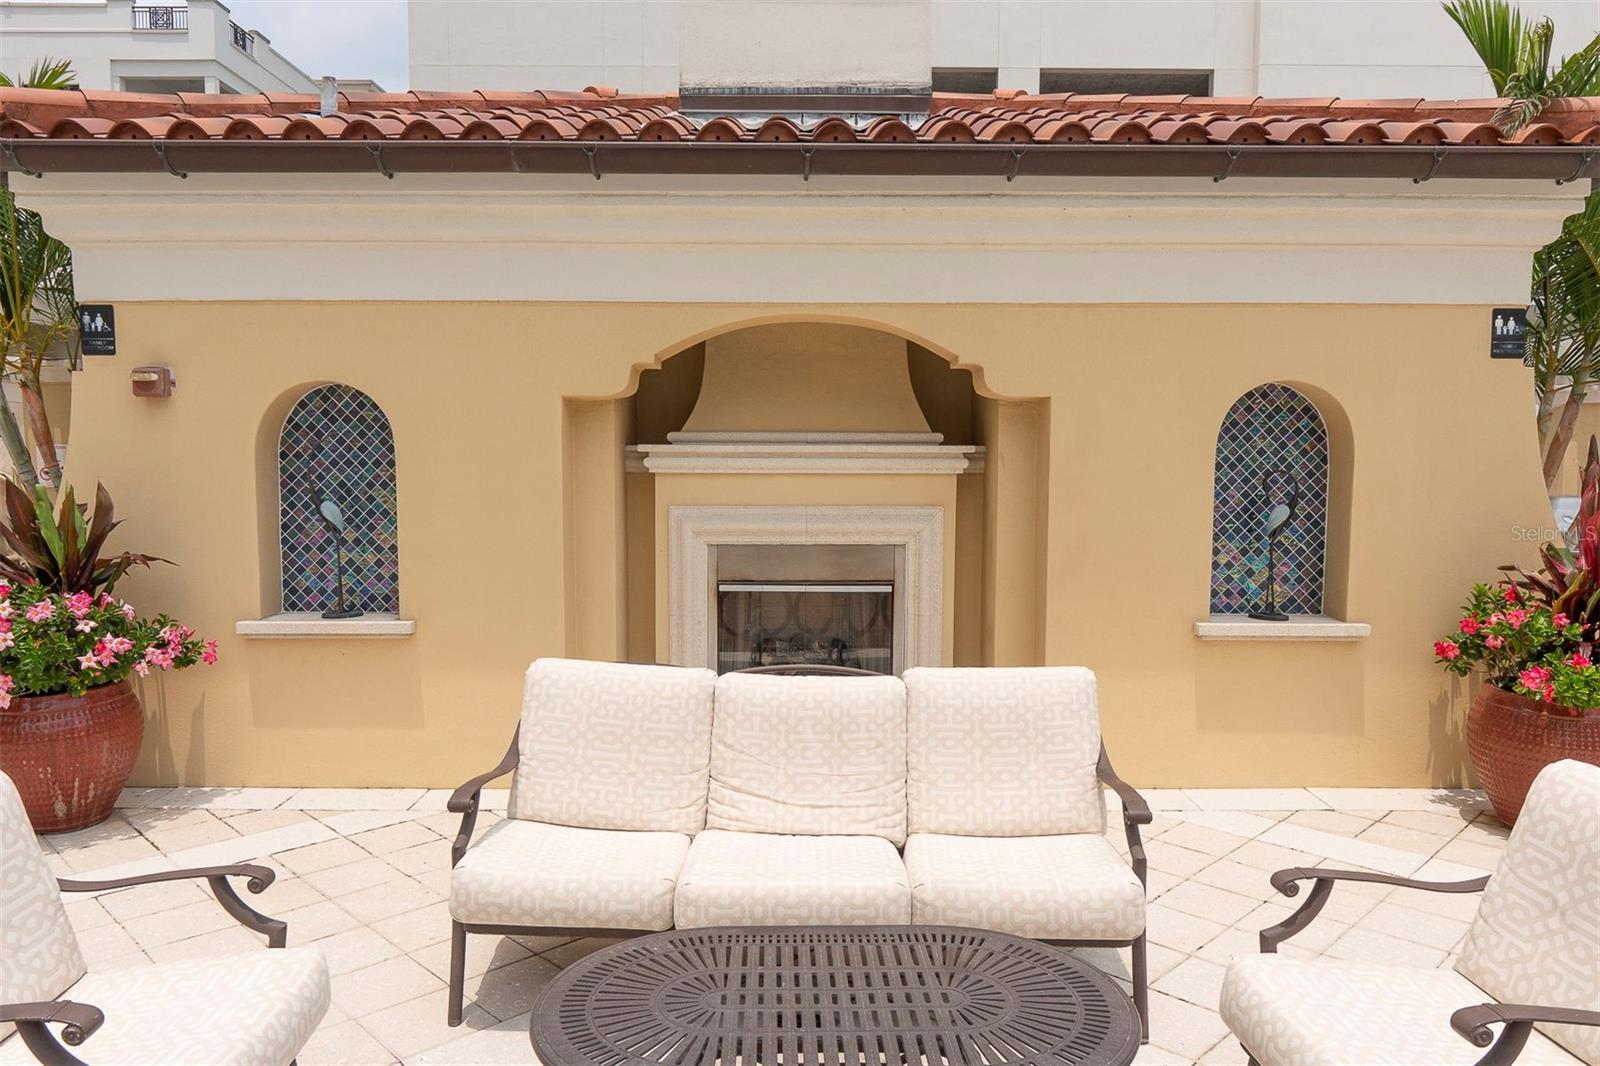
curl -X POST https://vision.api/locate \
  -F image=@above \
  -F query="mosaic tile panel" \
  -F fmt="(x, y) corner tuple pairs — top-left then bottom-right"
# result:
(1210, 383), (1328, 615)
(279, 385), (399, 614)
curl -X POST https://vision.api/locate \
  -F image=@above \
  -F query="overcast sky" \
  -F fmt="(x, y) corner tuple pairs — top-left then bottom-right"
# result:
(226, 1), (409, 90)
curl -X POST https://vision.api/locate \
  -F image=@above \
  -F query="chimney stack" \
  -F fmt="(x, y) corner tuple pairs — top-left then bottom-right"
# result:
(319, 77), (338, 118)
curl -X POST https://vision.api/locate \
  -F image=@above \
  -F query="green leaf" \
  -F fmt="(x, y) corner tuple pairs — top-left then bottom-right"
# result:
(32, 484), (63, 567)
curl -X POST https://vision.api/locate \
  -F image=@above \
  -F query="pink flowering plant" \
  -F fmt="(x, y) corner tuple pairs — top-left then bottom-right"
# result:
(0, 581), (216, 710)
(1434, 582), (1599, 712)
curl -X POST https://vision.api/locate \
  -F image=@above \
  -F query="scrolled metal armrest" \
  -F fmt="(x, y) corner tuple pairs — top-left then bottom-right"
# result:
(1, 1001), (105, 1065)
(450, 729), (519, 866)
(1259, 867), (1489, 954)
(1096, 743), (1152, 826)
(1452, 1003), (1600, 1065)
(1269, 866), (1489, 897)
(448, 729), (520, 814)
(59, 863), (287, 947)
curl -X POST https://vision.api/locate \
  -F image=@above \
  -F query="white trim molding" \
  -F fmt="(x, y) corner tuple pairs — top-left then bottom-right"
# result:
(1193, 615), (1370, 641)
(627, 437), (982, 474)
(20, 173), (1582, 305)
(668, 504), (943, 670)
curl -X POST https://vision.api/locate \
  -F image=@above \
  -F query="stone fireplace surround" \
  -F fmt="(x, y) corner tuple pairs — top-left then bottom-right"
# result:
(668, 504), (944, 672)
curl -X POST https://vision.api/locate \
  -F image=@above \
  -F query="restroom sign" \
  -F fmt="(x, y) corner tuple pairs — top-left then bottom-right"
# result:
(79, 304), (115, 356)
(1490, 307), (1528, 359)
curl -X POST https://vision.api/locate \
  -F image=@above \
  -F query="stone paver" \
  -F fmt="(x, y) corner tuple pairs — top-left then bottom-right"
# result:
(8, 784), (1490, 1063)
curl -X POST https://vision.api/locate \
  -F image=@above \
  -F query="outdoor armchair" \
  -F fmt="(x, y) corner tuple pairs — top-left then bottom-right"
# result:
(0, 772), (329, 1066)
(1219, 758), (1600, 1066)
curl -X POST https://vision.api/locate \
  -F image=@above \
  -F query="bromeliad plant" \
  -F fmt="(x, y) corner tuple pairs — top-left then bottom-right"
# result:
(0, 583), (216, 707)
(0, 476), (213, 708)
(1435, 436), (1600, 713)
(0, 478), (166, 595)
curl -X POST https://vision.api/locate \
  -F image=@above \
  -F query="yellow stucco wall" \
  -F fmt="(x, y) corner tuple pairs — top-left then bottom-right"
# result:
(61, 302), (1552, 788)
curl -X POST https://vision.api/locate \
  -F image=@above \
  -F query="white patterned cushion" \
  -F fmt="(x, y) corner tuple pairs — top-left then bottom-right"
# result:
(0, 949), (329, 1066)
(674, 829), (911, 928)
(904, 832), (1144, 940)
(707, 673), (908, 845)
(1456, 759), (1600, 1065)
(904, 667), (1105, 837)
(450, 818), (688, 930)
(0, 772), (86, 1044)
(508, 659), (716, 834)
(1220, 955), (1583, 1066)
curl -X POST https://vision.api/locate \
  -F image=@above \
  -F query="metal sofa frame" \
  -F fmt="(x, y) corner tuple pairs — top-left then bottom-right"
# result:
(444, 664), (1152, 1043)
(0, 864), (297, 1066)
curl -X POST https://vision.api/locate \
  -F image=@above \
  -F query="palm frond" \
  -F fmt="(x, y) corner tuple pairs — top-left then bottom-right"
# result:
(18, 58), (75, 91)
(1443, 0), (1526, 94)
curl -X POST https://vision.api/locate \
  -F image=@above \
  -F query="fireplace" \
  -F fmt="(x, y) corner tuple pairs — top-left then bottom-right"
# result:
(714, 544), (899, 674)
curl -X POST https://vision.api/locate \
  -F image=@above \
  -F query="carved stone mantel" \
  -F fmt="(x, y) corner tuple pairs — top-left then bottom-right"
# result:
(668, 505), (944, 671)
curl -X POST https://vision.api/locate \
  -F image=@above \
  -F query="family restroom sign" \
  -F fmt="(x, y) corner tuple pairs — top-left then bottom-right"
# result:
(79, 304), (115, 356)
(1490, 307), (1528, 360)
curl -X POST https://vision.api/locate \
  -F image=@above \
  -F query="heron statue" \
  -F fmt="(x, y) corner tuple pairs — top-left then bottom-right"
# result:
(1249, 469), (1299, 622)
(311, 487), (363, 620)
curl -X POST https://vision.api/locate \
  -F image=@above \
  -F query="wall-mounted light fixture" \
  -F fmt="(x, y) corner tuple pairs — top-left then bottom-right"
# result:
(130, 366), (175, 398)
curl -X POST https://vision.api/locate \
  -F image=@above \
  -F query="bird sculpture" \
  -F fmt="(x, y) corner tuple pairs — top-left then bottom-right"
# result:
(311, 486), (362, 620)
(1249, 469), (1299, 622)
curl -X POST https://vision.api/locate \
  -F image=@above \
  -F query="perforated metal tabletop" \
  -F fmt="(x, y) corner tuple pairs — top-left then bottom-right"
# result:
(529, 925), (1140, 1066)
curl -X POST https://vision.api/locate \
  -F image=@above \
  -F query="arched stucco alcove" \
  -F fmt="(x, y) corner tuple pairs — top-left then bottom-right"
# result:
(562, 320), (1048, 672)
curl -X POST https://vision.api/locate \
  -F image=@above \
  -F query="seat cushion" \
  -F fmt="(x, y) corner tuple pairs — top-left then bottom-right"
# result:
(1220, 954), (1583, 1066)
(674, 829), (911, 928)
(450, 818), (689, 930)
(904, 832), (1144, 941)
(0, 773), (86, 1044)
(0, 948), (329, 1066)
(509, 658), (716, 834)
(707, 672), (908, 844)
(1457, 759), (1600, 1065)
(903, 667), (1105, 837)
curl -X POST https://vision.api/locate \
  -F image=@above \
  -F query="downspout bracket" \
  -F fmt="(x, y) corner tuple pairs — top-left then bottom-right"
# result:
(152, 140), (188, 179)
(0, 141), (41, 179)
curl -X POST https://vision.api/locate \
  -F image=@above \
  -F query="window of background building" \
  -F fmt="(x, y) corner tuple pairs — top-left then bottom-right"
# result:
(1040, 69), (1213, 96)
(932, 68), (999, 94)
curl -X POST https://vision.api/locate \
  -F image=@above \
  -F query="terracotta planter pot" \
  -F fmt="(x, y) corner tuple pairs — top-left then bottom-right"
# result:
(1467, 684), (1600, 826)
(0, 681), (143, 833)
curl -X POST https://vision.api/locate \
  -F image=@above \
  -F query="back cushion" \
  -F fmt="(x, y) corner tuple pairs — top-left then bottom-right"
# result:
(708, 673), (908, 845)
(904, 666), (1105, 837)
(1456, 759), (1600, 1065)
(509, 659), (716, 834)
(0, 772), (86, 1043)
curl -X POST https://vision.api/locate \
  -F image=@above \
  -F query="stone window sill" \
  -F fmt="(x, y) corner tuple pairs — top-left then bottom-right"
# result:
(235, 612), (416, 638)
(1193, 615), (1370, 641)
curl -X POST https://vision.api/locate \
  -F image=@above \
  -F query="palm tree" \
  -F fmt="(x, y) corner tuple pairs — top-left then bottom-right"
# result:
(1445, 0), (1600, 489)
(0, 184), (78, 492)
(0, 59), (75, 91)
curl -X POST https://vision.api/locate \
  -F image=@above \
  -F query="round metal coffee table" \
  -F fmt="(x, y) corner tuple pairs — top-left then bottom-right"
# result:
(530, 925), (1140, 1065)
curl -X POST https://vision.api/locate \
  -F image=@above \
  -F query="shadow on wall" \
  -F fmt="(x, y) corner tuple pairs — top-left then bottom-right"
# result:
(246, 641), (425, 730)
(138, 672), (206, 785)
(1193, 643), (1365, 734)
(1427, 678), (1475, 788)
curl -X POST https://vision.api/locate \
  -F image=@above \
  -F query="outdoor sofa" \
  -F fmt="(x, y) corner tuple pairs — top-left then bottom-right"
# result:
(1220, 758), (1600, 1066)
(445, 658), (1152, 1039)
(0, 772), (329, 1066)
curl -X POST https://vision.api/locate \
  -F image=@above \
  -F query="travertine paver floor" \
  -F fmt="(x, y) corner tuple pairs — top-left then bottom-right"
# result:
(29, 783), (1506, 1065)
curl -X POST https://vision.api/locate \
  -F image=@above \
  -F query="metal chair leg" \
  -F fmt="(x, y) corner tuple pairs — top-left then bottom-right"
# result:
(447, 921), (466, 1026)
(1132, 933), (1149, 1044)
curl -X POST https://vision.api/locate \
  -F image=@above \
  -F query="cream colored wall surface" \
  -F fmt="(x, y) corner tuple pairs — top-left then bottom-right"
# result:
(62, 302), (1551, 787)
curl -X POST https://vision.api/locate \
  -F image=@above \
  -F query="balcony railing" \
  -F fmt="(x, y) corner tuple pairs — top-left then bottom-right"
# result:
(229, 21), (253, 53)
(131, 6), (187, 31)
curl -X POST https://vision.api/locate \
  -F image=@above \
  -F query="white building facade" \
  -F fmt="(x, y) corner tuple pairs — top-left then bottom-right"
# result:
(409, 0), (1600, 99)
(0, 0), (324, 94)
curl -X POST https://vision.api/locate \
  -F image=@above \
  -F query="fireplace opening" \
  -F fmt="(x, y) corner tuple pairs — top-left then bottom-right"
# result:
(713, 544), (900, 674)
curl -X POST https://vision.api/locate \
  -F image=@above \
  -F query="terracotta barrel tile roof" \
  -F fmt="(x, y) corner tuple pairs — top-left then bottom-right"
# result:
(3, 86), (1599, 180)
